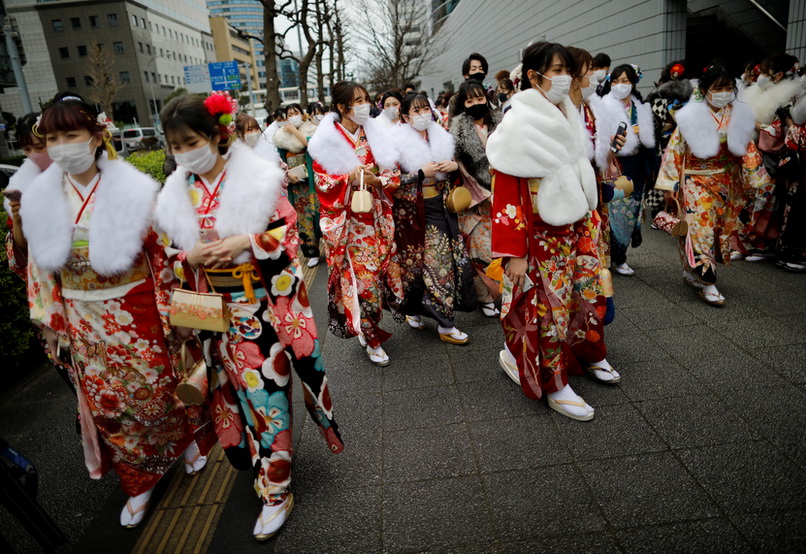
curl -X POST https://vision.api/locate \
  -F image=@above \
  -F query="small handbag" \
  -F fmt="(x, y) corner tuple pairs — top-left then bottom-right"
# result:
(169, 272), (230, 333)
(351, 169), (373, 214)
(175, 341), (208, 406)
(446, 185), (472, 213)
(653, 198), (688, 237)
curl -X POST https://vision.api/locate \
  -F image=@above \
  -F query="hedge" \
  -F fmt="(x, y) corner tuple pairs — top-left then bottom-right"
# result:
(0, 206), (34, 368)
(127, 149), (167, 184)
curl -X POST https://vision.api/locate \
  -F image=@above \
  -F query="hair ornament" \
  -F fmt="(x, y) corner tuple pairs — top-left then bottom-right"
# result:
(670, 63), (685, 80)
(510, 63), (523, 86)
(59, 95), (83, 103)
(204, 91), (238, 136)
(630, 64), (643, 81)
(32, 114), (43, 138)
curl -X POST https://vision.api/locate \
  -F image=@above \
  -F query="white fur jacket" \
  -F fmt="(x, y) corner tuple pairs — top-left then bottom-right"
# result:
(594, 93), (655, 170)
(395, 120), (456, 181)
(272, 120), (318, 154)
(486, 88), (598, 227)
(155, 141), (284, 263)
(307, 112), (398, 174)
(744, 78), (802, 125)
(675, 97), (755, 159)
(20, 156), (159, 276)
(3, 158), (41, 214)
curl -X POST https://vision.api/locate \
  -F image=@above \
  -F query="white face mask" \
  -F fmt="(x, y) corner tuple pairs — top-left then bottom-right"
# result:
(175, 141), (218, 175)
(593, 69), (607, 83)
(48, 136), (96, 175)
(537, 73), (572, 104)
(707, 91), (733, 109)
(757, 74), (772, 90)
(288, 115), (303, 127)
(244, 132), (262, 148)
(349, 103), (371, 125)
(611, 83), (633, 100)
(580, 79), (597, 101)
(314, 114), (324, 122)
(410, 113), (431, 131)
(383, 106), (399, 120)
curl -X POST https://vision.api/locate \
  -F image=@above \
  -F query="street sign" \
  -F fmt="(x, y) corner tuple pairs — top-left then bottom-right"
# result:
(183, 64), (210, 93)
(208, 61), (241, 91)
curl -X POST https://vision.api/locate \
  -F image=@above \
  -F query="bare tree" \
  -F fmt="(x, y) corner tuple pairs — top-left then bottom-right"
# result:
(353, 0), (443, 92)
(85, 44), (123, 117)
(274, 0), (322, 108)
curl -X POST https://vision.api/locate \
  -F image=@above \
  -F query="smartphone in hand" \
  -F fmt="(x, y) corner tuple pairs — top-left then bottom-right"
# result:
(610, 121), (628, 153)
(2, 189), (22, 202)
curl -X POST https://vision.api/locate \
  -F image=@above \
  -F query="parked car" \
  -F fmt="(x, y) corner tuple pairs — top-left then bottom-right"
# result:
(110, 129), (131, 158)
(122, 127), (163, 151)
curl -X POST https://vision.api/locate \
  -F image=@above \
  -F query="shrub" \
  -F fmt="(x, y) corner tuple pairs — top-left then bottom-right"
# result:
(0, 206), (34, 368)
(127, 149), (167, 184)
(0, 155), (26, 167)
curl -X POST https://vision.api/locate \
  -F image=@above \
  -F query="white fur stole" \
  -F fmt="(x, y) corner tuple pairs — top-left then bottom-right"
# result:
(486, 88), (597, 227)
(744, 79), (802, 125)
(3, 158), (41, 214)
(307, 112), (398, 174)
(595, 93), (655, 169)
(676, 98), (755, 159)
(395, 120), (456, 181)
(272, 120), (317, 153)
(155, 141), (284, 256)
(20, 156), (159, 275)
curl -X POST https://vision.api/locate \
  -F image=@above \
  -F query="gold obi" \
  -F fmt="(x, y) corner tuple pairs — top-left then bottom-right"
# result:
(684, 155), (727, 176)
(528, 178), (541, 214)
(59, 228), (150, 293)
(422, 178), (448, 200)
(205, 263), (262, 303)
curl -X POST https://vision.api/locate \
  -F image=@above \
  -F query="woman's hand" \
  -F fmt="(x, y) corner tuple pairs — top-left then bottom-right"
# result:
(607, 133), (627, 161)
(421, 162), (438, 178)
(505, 257), (529, 290)
(348, 165), (366, 186)
(186, 240), (208, 269)
(288, 172), (302, 184)
(363, 169), (384, 189)
(436, 160), (459, 173)
(202, 235), (252, 269)
(9, 200), (26, 249)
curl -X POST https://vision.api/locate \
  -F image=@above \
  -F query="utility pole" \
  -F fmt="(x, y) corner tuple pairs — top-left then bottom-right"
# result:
(240, 61), (256, 118)
(1, 15), (32, 113)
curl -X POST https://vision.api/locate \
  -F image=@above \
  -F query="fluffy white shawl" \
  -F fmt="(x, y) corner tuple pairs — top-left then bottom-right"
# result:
(676, 98), (756, 159)
(272, 120), (318, 153)
(395, 120), (456, 181)
(595, 93), (655, 170)
(792, 93), (806, 126)
(3, 158), (41, 214)
(20, 156), (159, 275)
(155, 141), (283, 258)
(486, 88), (597, 226)
(744, 78), (802, 124)
(307, 112), (398, 174)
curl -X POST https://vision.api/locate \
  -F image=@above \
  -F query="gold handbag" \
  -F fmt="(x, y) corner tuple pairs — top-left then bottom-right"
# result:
(446, 185), (471, 213)
(175, 341), (209, 406)
(351, 169), (373, 214)
(169, 272), (230, 333)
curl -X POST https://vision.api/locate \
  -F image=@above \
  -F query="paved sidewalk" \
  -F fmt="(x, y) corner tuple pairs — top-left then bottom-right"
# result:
(1, 228), (805, 552)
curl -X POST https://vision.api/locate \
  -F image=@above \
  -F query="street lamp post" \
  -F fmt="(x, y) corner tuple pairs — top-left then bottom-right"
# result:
(146, 54), (163, 131)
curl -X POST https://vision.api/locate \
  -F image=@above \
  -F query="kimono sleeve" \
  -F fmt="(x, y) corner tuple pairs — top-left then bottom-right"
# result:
(143, 226), (180, 319)
(251, 194), (297, 278)
(490, 170), (529, 259)
(5, 231), (27, 281)
(740, 140), (774, 197)
(654, 127), (685, 191)
(313, 159), (350, 211)
(27, 259), (67, 339)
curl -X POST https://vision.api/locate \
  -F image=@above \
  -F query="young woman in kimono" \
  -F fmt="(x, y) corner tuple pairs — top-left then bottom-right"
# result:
(156, 93), (343, 540)
(234, 113), (281, 164)
(487, 42), (619, 423)
(449, 80), (502, 318)
(272, 103), (322, 267)
(18, 94), (208, 528)
(775, 87), (806, 271)
(656, 64), (772, 304)
(596, 64), (656, 276)
(307, 81), (404, 367)
(394, 92), (476, 343)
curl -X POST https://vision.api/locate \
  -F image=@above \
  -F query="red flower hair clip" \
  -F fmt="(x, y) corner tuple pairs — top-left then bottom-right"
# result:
(670, 63), (685, 79)
(204, 91), (238, 128)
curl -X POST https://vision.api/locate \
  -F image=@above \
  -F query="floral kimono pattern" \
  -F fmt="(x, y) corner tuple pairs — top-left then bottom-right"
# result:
(178, 174), (343, 506)
(313, 126), (404, 348)
(280, 147), (322, 259)
(492, 172), (606, 400)
(657, 108), (772, 277)
(27, 180), (198, 497)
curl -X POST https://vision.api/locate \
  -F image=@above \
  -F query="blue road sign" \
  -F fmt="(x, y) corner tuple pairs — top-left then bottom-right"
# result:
(208, 61), (241, 91)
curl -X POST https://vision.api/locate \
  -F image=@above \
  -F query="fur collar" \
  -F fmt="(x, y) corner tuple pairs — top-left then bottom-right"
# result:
(3, 158), (41, 214)
(676, 98), (755, 159)
(271, 120), (318, 153)
(791, 94), (806, 126)
(647, 79), (694, 103)
(744, 78), (803, 124)
(449, 112), (500, 189)
(156, 141), (283, 257)
(20, 156), (159, 275)
(395, 120), (456, 180)
(596, 93), (655, 167)
(486, 88), (597, 226)
(307, 112), (398, 174)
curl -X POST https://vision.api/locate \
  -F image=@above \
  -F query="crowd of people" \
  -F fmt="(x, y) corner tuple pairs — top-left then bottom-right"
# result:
(3, 41), (804, 539)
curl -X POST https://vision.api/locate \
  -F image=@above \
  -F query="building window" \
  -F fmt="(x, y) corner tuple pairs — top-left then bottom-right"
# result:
(59, 47), (69, 59)
(132, 15), (138, 27)
(107, 14), (118, 26)
(66, 77), (76, 88)
(114, 41), (124, 54)
(151, 72), (156, 82)
(146, 44), (151, 55)
(120, 71), (130, 84)
(71, 17), (81, 30)
(52, 19), (63, 32)
(159, 48), (163, 56)
(138, 42), (143, 53)
(77, 45), (87, 57)
(140, 17), (145, 28)
(144, 71), (149, 82)
(89, 15), (99, 28)
(84, 75), (93, 86)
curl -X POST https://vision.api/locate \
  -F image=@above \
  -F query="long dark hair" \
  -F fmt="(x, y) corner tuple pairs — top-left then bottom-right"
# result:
(38, 92), (112, 159)
(400, 93), (433, 123)
(600, 64), (644, 101)
(16, 112), (42, 148)
(520, 41), (573, 92)
(330, 81), (370, 122)
(453, 80), (494, 126)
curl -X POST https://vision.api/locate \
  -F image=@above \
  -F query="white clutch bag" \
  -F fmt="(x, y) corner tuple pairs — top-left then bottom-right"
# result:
(351, 169), (373, 213)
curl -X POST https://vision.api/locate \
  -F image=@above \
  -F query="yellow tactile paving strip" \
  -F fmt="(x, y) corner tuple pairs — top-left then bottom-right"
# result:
(133, 257), (320, 553)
